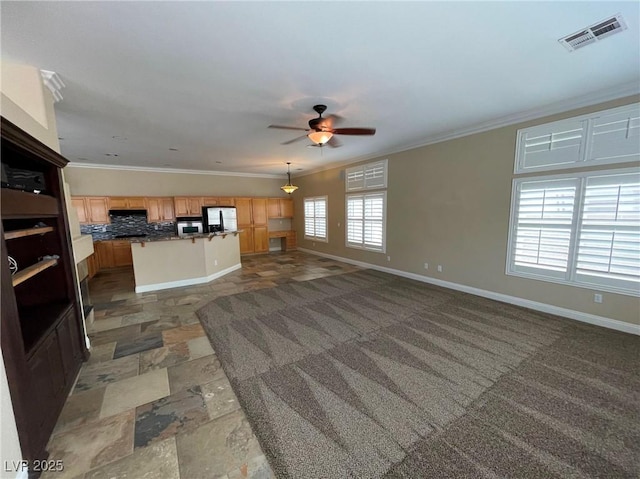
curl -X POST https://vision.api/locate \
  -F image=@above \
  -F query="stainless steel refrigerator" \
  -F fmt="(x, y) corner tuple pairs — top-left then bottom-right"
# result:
(203, 206), (237, 233)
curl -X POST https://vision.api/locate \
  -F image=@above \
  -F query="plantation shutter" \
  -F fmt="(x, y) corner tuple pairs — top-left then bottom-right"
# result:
(345, 160), (387, 191)
(589, 106), (640, 164)
(516, 119), (586, 173)
(347, 193), (385, 251)
(304, 197), (327, 240)
(576, 172), (640, 292)
(511, 178), (578, 278)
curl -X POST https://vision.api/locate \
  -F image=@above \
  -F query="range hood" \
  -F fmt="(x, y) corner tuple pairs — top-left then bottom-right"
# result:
(109, 209), (147, 216)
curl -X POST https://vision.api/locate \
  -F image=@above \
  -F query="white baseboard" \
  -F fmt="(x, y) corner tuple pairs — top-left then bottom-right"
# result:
(298, 248), (640, 335)
(135, 263), (242, 293)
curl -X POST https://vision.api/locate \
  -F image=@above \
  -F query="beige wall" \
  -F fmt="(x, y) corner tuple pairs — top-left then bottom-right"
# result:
(0, 62), (61, 474)
(64, 167), (288, 197)
(293, 95), (640, 327)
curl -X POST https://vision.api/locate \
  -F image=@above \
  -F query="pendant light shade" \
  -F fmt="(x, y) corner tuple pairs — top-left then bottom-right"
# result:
(280, 162), (298, 194)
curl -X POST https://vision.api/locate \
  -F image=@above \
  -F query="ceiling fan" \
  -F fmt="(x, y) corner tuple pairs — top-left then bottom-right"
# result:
(268, 104), (376, 148)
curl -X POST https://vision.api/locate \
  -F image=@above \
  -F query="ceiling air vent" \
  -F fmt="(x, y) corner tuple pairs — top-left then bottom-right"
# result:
(559, 14), (627, 52)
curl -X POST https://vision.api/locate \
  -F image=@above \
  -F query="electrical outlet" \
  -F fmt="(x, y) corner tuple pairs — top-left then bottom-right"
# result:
(594, 293), (603, 303)
(338, 222), (341, 228)
(437, 265), (443, 272)
(387, 256), (391, 262)
(214, 259), (218, 266)
(424, 262), (429, 270)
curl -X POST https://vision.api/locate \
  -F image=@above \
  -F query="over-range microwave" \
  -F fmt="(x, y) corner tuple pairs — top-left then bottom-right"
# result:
(176, 217), (203, 237)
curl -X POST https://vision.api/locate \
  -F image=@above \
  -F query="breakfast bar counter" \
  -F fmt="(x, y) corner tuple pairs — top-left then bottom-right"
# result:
(130, 232), (241, 293)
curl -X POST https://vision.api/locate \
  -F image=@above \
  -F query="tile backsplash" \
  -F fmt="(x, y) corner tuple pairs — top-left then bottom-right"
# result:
(81, 214), (176, 240)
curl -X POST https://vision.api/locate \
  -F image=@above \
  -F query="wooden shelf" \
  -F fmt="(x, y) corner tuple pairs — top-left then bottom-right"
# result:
(1, 188), (59, 218)
(12, 258), (58, 287)
(19, 301), (73, 357)
(4, 226), (54, 240)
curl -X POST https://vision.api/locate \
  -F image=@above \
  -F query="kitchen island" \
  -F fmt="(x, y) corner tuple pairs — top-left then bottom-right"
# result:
(130, 232), (241, 293)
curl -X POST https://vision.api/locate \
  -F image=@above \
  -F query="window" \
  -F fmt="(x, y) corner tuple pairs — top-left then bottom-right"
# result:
(346, 160), (388, 191)
(346, 192), (386, 252)
(304, 196), (327, 241)
(507, 169), (640, 296)
(515, 103), (639, 174)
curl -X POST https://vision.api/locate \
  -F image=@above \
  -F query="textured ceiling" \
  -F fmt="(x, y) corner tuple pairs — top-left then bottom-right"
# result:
(1, 1), (639, 177)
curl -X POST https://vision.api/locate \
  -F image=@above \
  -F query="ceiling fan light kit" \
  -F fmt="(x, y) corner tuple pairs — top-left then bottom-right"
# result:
(280, 162), (298, 194)
(269, 104), (376, 148)
(308, 130), (333, 145)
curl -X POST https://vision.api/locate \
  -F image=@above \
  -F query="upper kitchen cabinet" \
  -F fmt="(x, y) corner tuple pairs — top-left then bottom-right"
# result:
(174, 197), (203, 217)
(235, 198), (268, 254)
(267, 198), (294, 218)
(217, 197), (235, 206)
(201, 197), (219, 207)
(73, 196), (110, 224)
(146, 197), (175, 222)
(252, 198), (268, 226)
(108, 197), (146, 209)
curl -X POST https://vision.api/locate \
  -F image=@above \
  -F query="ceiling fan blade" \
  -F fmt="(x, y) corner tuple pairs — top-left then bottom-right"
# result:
(332, 128), (376, 136)
(269, 125), (309, 131)
(327, 136), (342, 148)
(281, 134), (308, 145)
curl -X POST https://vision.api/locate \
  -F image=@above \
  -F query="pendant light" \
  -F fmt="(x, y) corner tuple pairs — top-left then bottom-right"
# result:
(280, 162), (298, 194)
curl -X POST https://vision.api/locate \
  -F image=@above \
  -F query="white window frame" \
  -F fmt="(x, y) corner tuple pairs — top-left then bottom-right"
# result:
(506, 167), (640, 297)
(304, 196), (328, 242)
(515, 103), (640, 174)
(345, 191), (387, 253)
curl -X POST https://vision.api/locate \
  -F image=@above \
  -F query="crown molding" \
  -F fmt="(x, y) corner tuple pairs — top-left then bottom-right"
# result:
(40, 70), (65, 102)
(66, 162), (283, 179)
(297, 82), (640, 178)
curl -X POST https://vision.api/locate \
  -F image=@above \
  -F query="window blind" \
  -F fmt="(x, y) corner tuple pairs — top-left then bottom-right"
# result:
(304, 196), (327, 241)
(347, 193), (385, 251)
(345, 160), (388, 191)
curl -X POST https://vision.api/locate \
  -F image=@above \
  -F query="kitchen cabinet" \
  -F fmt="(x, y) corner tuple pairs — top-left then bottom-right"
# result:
(268, 198), (294, 218)
(235, 198), (268, 254)
(218, 197), (235, 206)
(87, 253), (98, 279)
(146, 197), (175, 222)
(72, 196), (110, 224)
(108, 197), (146, 210)
(174, 197), (203, 217)
(94, 241), (114, 270)
(1, 118), (87, 473)
(202, 197), (219, 207)
(94, 240), (133, 270)
(71, 197), (88, 223)
(286, 231), (297, 250)
(112, 241), (133, 267)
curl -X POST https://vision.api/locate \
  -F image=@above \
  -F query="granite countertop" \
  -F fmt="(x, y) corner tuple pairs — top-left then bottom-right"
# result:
(130, 230), (242, 243)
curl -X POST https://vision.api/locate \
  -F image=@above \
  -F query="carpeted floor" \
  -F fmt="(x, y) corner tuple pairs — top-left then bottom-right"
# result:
(196, 269), (640, 478)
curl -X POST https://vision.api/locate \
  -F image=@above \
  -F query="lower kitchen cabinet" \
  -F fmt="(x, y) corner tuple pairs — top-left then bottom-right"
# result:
(87, 253), (98, 279)
(238, 229), (254, 254)
(253, 226), (269, 253)
(94, 240), (133, 270)
(112, 241), (133, 267)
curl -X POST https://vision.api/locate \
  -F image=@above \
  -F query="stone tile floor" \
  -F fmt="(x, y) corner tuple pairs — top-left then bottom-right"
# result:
(42, 252), (359, 479)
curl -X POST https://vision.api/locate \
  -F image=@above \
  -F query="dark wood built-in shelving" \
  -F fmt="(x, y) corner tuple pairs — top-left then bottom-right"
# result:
(1, 116), (88, 477)
(11, 257), (58, 287)
(4, 226), (54, 240)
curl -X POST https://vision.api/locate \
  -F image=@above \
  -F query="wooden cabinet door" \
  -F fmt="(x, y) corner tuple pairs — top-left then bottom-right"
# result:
(267, 198), (280, 218)
(238, 228), (254, 254)
(112, 241), (133, 267)
(94, 241), (114, 269)
(146, 198), (162, 222)
(202, 197), (218, 207)
(71, 197), (88, 224)
(235, 198), (253, 226)
(108, 197), (128, 209)
(188, 197), (203, 216)
(280, 198), (294, 218)
(253, 226), (269, 253)
(174, 197), (190, 217)
(286, 231), (297, 250)
(127, 197), (146, 209)
(252, 198), (268, 225)
(218, 197), (235, 206)
(161, 197), (175, 221)
(86, 197), (109, 223)
(87, 253), (98, 279)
